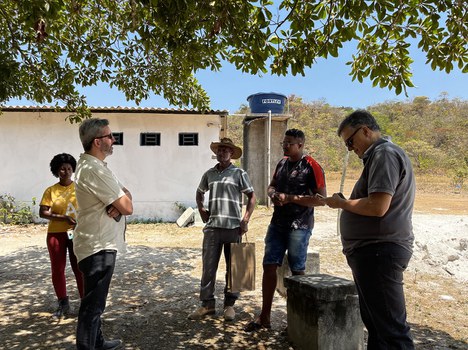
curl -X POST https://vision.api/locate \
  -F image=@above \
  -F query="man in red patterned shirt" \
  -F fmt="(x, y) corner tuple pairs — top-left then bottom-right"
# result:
(245, 128), (327, 332)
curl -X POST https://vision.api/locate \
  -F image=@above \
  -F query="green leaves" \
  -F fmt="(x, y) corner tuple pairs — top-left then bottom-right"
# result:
(0, 0), (466, 122)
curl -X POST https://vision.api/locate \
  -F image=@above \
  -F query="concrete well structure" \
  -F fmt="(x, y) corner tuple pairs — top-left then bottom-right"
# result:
(285, 274), (364, 350)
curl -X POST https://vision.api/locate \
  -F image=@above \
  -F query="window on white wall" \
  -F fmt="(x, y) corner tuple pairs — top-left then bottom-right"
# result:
(179, 133), (198, 146)
(140, 133), (161, 146)
(112, 132), (124, 145)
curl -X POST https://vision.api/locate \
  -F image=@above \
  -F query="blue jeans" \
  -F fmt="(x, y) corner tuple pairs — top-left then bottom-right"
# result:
(200, 227), (241, 308)
(346, 243), (414, 350)
(263, 223), (312, 272)
(76, 250), (116, 350)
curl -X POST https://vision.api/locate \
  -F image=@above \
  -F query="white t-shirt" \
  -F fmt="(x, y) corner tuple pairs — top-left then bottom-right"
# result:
(73, 153), (126, 262)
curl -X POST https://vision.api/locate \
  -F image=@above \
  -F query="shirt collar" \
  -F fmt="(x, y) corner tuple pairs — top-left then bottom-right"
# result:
(362, 138), (388, 164)
(80, 153), (108, 167)
(214, 163), (234, 173)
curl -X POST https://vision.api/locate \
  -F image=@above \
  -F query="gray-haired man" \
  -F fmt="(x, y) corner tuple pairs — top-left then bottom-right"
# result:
(322, 110), (415, 349)
(74, 118), (133, 350)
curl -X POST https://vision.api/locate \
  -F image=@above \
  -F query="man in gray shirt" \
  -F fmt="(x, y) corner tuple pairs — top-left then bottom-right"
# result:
(322, 110), (415, 349)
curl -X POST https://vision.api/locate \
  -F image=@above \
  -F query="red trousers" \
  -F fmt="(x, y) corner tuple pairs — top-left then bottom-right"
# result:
(47, 232), (84, 299)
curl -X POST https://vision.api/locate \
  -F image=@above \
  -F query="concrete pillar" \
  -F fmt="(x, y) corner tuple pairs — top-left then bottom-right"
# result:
(243, 116), (289, 205)
(276, 250), (320, 297)
(285, 274), (364, 350)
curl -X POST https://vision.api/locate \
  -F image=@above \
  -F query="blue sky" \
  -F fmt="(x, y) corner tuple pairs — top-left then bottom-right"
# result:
(9, 43), (467, 114)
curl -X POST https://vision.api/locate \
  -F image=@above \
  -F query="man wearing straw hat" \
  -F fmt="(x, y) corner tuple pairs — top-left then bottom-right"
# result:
(188, 138), (256, 322)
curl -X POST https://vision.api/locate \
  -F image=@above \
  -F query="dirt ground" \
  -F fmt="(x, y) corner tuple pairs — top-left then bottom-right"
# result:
(0, 174), (467, 349)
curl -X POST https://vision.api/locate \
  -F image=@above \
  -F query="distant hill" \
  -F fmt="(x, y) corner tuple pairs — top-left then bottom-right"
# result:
(227, 95), (468, 186)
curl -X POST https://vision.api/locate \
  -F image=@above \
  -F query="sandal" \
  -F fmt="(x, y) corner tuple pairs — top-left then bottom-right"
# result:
(244, 321), (272, 332)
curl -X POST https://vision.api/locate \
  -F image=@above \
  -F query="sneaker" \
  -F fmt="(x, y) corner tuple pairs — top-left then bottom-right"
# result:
(223, 306), (235, 321)
(95, 339), (123, 350)
(53, 297), (70, 318)
(188, 306), (215, 320)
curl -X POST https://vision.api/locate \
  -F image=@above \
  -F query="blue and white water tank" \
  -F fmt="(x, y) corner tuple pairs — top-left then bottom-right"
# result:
(247, 92), (287, 114)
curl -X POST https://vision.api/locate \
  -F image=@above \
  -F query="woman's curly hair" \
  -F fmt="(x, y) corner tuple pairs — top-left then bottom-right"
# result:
(49, 153), (77, 177)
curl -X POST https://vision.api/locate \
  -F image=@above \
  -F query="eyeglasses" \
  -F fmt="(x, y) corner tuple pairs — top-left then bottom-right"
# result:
(344, 127), (363, 148)
(280, 141), (300, 147)
(95, 133), (113, 140)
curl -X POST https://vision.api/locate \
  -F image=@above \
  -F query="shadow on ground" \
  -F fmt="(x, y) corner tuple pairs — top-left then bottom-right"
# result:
(409, 323), (468, 349)
(0, 246), (294, 349)
(0, 245), (466, 349)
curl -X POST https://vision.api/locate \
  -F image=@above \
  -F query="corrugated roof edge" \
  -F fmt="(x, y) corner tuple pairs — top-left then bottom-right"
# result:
(0, 105), (229, 116)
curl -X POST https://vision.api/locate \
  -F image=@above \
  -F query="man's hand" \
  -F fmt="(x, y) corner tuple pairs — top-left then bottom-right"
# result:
(270, 191), (285, 206)
(321, 193), (346, 209)
(240, 219), (249, 234)
(275, 192), (290, 204)
(271, 197), (282, 206)
(199, 208), (210, 223)
(268, 187), (281, 206)
(106, 204), (122, 218)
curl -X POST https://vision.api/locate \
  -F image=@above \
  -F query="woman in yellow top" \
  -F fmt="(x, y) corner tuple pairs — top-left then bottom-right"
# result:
(40, 153), (84, 318)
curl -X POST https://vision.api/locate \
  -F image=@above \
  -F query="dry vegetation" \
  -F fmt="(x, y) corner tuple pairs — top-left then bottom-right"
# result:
(0, 173), (467, 349)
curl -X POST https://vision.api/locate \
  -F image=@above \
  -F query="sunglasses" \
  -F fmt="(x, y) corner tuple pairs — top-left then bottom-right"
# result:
(345, 127), (363, 148)
(95, 133), (113, 140)
(280, 141), (300, 147)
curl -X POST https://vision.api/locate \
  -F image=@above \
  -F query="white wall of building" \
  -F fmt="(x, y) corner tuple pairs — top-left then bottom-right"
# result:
(0, 109), (224, 222)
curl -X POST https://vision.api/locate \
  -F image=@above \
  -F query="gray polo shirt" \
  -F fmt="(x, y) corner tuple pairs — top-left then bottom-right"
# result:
(198, 164), (254, 229)
(340, 139), (416, 255)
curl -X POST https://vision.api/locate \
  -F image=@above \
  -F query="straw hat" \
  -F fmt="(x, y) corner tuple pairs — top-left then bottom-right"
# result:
(210, 138), (242, 159)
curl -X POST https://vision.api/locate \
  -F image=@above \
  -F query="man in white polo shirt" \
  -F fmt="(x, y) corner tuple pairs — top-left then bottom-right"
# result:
(74, 118), (133, 350)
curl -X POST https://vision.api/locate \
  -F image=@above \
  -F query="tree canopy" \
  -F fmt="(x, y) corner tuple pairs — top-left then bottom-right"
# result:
(1, 0), (467, 121)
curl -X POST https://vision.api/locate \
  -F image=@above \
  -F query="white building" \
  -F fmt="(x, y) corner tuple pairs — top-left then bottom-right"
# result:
(0, 106), (228, 222)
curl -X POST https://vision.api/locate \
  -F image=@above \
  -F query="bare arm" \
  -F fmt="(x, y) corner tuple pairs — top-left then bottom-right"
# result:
(240, 191), (256, 234)
(110, 191), (133, 216)
(267, 183), (283, 207)
(196, 190), (210, 223)
(122, 187), (132, 200)
(276, 186), (327, 207)
(322, 192), (392, 217)
(39, 205), (76, 225)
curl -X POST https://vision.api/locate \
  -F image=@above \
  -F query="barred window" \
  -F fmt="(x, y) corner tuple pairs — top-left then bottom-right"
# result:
(140, 133), (161, 146)
(178, 133), (198, 146)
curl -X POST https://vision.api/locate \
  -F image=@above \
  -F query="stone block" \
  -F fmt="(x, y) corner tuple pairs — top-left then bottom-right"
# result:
(176, 207), (195, 227)
(276, 250), (320, 297)
(285, 274), (364, 350)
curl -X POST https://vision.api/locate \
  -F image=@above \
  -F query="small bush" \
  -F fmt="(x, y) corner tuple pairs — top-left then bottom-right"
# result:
(0, 194), (36, 225)
(451, 165), (468, 193)
(174, 202), (188, 213)
(127, 217), (163, 224)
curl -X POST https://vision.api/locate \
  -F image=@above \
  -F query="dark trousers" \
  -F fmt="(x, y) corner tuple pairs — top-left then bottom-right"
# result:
(200, 227), (241, 308)
(76, 250), (116, 350)
(346, 243), (415, 350)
